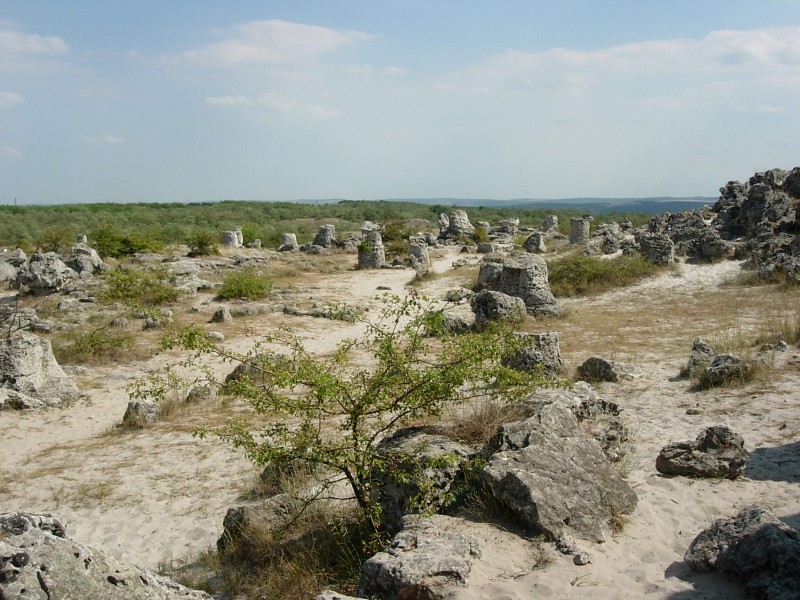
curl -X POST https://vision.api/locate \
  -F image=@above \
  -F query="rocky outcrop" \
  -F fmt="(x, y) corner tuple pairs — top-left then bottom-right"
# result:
(313, 225), (337, 248)
(542, 215), (559, 232)
(210, 306), (233, 323)
(222, 227), (243, 248)
(683, 337), (717, 378)
(635, 232), (674, 265)
(502, 331), (563, 376)
(685, 506), (800, 600)
(358, 514), (481, 600)
(357, 230), (386, 269)
(522, 232), (546, 253)
(0, 334), (80, 410)
(0, 512), (212, 599)
(277, 233), (299, 252)
(699, 353), (753, 388)
(481, 401), (637, 542)
(476, 254), (562, 317)
(446, 210), (475, 239)
(15, 252), (77, 295)
(373, 428), (475, 534)
(217, 494), (297, 551)
(407, 237), (431, 276)
(470, 290), (526, 330)
(656, 425), (749, 479)
(569, 218), (591, 245)
(0, 259), (18, 283)
(122, 401), (161, 426)
(65, 244), (105, 274)
(577, 357), (637, 383)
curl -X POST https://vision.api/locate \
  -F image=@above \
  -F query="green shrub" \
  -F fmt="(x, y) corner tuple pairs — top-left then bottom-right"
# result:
(52, 324), (139, 365)
(100, 266), (180, 306)
(188, 231), (220, 257)
(34, 226), (73, 253)
(216, 268), (272, 301)
(473, 227), (490, 244)
(91, 226), (164, 258)
(547, 254), (664, 296)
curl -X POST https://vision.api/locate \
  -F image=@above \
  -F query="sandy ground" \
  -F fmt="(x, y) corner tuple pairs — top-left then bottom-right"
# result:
(1, 248), (799, 599)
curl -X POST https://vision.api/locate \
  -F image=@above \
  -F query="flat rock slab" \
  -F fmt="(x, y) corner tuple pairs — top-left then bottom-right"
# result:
(0, 512), (212, 600)
(358, 514), (481, 600)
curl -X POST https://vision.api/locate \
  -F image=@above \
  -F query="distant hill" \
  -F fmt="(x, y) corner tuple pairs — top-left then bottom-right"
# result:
(354, 196), (717, 214)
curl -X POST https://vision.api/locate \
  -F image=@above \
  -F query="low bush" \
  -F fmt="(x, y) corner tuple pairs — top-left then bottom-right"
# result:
(52, 324), (141, 365)
(100, 266), (180, 306)
(216, 268), (272, 301)
(547, 254), (664, 296)
(187, 231), (220, 257)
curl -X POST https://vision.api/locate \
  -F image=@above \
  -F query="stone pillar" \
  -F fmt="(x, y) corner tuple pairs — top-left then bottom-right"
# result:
(569, 218), (591, 244)
(357, 230), (385, 269)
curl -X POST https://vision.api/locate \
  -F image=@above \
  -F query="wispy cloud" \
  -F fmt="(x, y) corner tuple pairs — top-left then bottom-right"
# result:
(0, 28), (68, 55)
(0, 91), (22, 109)
(206, 95), (252, 106)
(259, 92), (341, 119)
(183, 19), (375, 68)
(0, 144), (22, 159)
(83, 133), (126, 144)
(756, 103), (785, 112)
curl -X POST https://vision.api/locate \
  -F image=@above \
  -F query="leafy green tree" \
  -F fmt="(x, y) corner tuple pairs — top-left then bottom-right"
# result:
(162, 293), (542, 535)
(34, 226), (73, 253)
(187, 230), (220, 257)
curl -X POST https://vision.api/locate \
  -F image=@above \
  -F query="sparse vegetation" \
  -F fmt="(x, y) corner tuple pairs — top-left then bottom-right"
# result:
(215, 268), (272, 301)
(52, 322), (141, 365)
(100, 265), (180, 306)
(547, 254), (665, 296)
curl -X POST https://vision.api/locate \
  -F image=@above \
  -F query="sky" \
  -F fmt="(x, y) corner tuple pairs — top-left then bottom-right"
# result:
(1, 1), (800, 205)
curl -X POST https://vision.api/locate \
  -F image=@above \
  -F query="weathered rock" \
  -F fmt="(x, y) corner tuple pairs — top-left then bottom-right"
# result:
(502, 331), (563, 376)
(482, 402), (637, 542)
(444, 288), (472, 304)
(577, 357), (636, 383)
(476, 254), (562, 317)
(15, 252), (77, 295)
(277, 232), (299, 252)
(699, 353), (753, 388)
(111, 316), (129, 329)
(217, 494), (297, 551)
(373, 427), (475, 534)
(470, 290), (526, 330)
(476, 242), (495, 254)
(65, 244), (105, 274)
(523, 232), (546, 253)
(210, 306), (233, 323)
(313, 224), (337, 248)
(2, 248), (27, 268)
(683, 337), (717, 378)
(316, 591), (366, 600)
(185, 385), (214, 403)
(436, 213), (450, 234)
(446, 210), (475, 238)
(0, 260), (18, 283)
(569, 218), (591, 244)
(542, 215), (559, 232)
(122, 401), (161, 426)
(635, 232), (674, 264)
(222, 230), (241, 248)
(0, 511), (212, 599)
(0, 334), (80, 410)
(358, 514), (481, 600)
(357, 230), (386, 269)
(685, 506), (800, 600)
(496, 218), (520, 236)
(408, 238), (431, 276)
(424, 312), (471, 336)
(656, 425), (749, 479)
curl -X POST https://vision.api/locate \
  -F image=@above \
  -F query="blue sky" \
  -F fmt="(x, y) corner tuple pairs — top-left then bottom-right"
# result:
(1, 1), (799, 204)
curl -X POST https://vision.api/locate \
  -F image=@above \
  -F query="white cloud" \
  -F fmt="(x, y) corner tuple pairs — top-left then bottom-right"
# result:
(183, 19), (375, 68)
(206, 95), (252, 106)
(259, 92), (341, 119)
(0, 91), (22, 109)
(381, 66), (408, 77)
(456, 26), (800, 96)
(756, 103), (785, 112)
(83, 133), (126, 144)
(0, 144), (22, 159)
(0, 29), (68, 55)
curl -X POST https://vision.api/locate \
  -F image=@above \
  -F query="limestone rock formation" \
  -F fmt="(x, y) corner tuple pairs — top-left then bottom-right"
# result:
(407, 237), (431, 276)
(523, 232), (546, 253)
(635, 232), (674, 265)
(470, 290), (526, 330)
(656, 425), (749, 479)
(358, 514), (481, 600)
(313, 224), (337, 248)
(476, 254), (562, 317)
(446, 210), (475, 238)
(372, 427), (475, 534)
(569, 217), (591, 244)
(122, 401), (161, 426)
(482, 402), (637, 542)
(0, 334), (80, 410)
(0, 259), (18, 283)
(502, 331), (563, 376)
(699, 353), (753, 388)
(277, 233), (299, 252)
(683, 337), (717, 378)
(217, 494), (297, 551)
(0, 512), (212, 599)
(542, 214), (559, 232)
(685, 506), (800, 600)
(577, 357), (637, 383)
(15, 252), (77, 295)
(65, 244), (105, 274)
(357, 230), (386, 269)
(210, 306), (233, 323)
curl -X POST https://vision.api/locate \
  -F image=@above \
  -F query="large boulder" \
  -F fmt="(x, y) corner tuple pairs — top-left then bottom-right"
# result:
(358, 514), (481, 600)
(446, 210), (475, 238)
(313, 224), (337, 248)
(407, 237), (431, 276)
(635, 232), (674, 265)
(476, 254), (562, 317)
(656, 425), (749, 479)
(65, 244), (105, 274)
(682, 337), (717, 378)
(522, 232), (546, 253)
(216, 493), (297, 552)
(372, 428), (475, 534)
(14, 252), (77, 295)
(541, 215), (559, 232)
(357, 230), (386, 269)
(577, 356), (637, 383)
(699, 353), (753, 388)
(0, 260), (17, 283)
(277, 233), (299, 252)
(470, 290), (526, 330)
(0, 334), (80, 410)
(569, 217), (591, 245)
(502, 331), (562, 376)
(685, 506), (800, 600)
(481, 402), (637, 542)
(0, 512), (212, 599)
